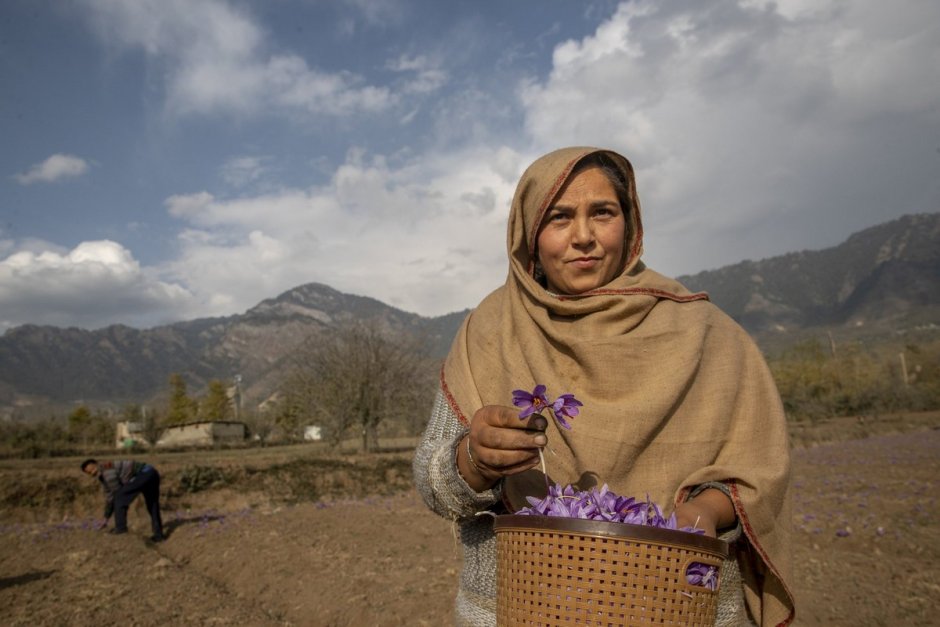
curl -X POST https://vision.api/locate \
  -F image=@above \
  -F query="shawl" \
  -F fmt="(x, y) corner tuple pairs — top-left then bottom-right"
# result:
(441, 147), (795, 626)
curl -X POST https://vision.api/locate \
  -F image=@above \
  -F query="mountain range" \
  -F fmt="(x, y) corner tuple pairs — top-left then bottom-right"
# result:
(1, 212), (938, 419)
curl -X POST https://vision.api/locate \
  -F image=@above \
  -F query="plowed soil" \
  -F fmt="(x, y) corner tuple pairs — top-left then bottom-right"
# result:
(1, 416), (938, 626)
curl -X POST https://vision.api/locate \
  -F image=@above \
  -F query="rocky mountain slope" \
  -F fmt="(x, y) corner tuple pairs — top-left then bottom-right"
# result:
(0, 283), (468, 415)
(679, 213), (940, 335)
(1, 213), (937, 413)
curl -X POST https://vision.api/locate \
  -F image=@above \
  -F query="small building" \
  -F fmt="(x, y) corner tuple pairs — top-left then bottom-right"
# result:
(115, 420), (246, 449)
(303, 425), (323, 441)
(158, 421), (246, 447)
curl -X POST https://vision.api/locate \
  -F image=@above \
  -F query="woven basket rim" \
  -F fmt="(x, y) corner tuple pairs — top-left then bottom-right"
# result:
(493, 514), (729, 558)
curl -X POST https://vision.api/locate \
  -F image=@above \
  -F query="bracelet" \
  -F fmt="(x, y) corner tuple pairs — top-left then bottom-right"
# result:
(466, 435), (485, 475)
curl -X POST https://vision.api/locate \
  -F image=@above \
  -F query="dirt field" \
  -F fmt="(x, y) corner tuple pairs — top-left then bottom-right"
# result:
(1, 413), (938, 626)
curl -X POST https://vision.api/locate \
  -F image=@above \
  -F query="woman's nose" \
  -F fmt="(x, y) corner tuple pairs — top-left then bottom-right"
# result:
(571, 216), (594, 245)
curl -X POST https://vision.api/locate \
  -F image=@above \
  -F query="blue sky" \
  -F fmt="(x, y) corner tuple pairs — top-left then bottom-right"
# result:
(1, 0), (938, 331)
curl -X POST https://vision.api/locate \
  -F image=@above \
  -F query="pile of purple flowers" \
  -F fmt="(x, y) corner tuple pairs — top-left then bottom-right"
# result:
(517, 482), (719, 590)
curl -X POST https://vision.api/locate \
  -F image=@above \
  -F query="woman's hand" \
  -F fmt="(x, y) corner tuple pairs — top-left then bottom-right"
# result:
(457, 405), (548, 492)
(674, 488), (736, 538)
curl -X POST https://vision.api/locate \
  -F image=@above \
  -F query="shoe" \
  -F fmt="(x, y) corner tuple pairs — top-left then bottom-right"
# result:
(150, 534), (166, 543)
(109, 528), (128, 535)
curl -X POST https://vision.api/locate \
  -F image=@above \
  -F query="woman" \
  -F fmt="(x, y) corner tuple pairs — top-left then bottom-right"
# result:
(413, 147), (795, 626)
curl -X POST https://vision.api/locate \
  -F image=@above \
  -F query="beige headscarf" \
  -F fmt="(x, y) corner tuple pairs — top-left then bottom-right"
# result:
(442, 147), (795, 626)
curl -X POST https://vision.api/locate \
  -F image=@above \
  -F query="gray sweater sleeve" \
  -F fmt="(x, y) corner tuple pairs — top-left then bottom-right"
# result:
(413, 389), (502, 521)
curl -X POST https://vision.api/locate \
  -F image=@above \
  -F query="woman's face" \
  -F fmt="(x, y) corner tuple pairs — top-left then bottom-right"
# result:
(536, 165), (627, 295)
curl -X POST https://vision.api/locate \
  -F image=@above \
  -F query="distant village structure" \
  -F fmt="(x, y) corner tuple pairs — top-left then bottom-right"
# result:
(116, 420), (246, 449)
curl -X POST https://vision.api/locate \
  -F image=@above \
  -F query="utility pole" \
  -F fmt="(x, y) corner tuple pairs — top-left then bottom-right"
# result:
(233, 374), (243, 420)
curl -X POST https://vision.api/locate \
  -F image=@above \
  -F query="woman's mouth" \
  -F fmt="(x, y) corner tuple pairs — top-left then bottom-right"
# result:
(569, 257), (601, 269)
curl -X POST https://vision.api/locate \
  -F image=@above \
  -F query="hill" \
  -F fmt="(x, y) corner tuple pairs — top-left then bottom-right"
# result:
(0, 213), (937, 416)
(678, 212), (940, 347)
(0, 283), (469, 418)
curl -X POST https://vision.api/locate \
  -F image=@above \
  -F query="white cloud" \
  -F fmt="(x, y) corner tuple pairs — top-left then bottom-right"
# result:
(0, 241), (193, 331)
(387, 54), (448, 94)
(219, 155), (272, 188)
(79, 0), (394, 117)
(14, 154), (91, 185)
(156, 147), (526, 319)
(342, 0), (405, 28)
(518, 0), (940, 275)
(166, 191), (215, 220)
(0, 238), (66, 257)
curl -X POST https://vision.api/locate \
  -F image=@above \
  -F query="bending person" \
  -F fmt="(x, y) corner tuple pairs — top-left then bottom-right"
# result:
(82, 458), (165, 542)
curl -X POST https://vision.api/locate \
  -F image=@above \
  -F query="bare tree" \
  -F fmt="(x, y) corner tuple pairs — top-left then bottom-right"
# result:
(243, 409), (277, 446)
(122, 403), (163, 448)
(68, 405), (94, 448)
(138, 407), (166, 448)
(282, 321), (433, 452)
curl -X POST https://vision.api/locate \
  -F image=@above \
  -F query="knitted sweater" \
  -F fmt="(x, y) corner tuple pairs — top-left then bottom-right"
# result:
(98, 460), (148, 518)
(413, 390), (755, 627)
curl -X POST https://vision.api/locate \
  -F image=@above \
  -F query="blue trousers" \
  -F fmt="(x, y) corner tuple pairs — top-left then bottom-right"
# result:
(113, 466), (163, 537)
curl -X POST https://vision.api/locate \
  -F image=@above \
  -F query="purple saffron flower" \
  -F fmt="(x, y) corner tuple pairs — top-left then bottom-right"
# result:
(550, 394), (582, 429)
(686, 562), (718, 590)
(644, 496), (670, 528)
(512, 385), (550, 418)
(512, 385), (583, 431)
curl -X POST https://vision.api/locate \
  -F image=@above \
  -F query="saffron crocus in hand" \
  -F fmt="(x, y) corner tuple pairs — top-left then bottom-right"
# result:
(513, 385), (582, 430)
(512, 385), (582, 482)
(551, 394), (582, 430)
(512, 385), (550, 418)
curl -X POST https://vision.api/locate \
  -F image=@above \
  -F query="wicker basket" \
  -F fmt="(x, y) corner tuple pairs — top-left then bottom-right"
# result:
(494, 515), (728, 626)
